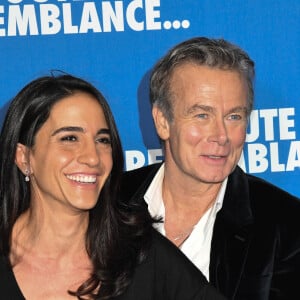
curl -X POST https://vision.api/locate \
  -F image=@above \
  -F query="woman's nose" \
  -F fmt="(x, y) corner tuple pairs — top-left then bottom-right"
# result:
(77, 141), (100, 167)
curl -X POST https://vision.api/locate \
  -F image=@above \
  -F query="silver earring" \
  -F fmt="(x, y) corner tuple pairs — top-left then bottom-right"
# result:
(25, 169), (30, 182)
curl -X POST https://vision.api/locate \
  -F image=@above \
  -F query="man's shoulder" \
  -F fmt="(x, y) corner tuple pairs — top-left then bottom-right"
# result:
(122, 163), (161, 190)
(121, 163), (161, 202)
(232, 168), (300, 220)
(246, 172), (298, 202)
(230, 167), (298, 201)
(123, 163), (161, 181)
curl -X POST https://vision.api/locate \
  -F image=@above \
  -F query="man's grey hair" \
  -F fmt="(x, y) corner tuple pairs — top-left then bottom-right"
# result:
(150, 37), (255, 121)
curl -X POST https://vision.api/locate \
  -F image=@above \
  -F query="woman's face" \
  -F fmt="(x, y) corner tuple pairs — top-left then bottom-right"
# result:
(19, 92), (113, 214)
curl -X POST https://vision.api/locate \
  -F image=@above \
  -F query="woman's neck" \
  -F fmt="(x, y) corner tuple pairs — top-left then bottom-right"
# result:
(10, 207), (89, 261)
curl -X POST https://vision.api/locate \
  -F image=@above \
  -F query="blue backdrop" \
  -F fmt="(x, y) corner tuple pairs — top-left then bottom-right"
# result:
(1, 0), (300, 197)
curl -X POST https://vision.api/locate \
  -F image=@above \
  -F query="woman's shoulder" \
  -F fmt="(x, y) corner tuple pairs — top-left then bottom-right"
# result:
(145, 229), (227, 299)
(118, 229), (226, 300)
(0, 255), (25, 299)
(0, 255), (12, 278)
(149, 229), (206, 276)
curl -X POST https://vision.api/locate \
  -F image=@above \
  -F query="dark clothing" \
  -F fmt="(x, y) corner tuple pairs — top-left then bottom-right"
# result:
(117, 230), (225, 300)
(0, 229), (225, 300)
(0, 255), (24, 299)
(121, 164), (300, 300)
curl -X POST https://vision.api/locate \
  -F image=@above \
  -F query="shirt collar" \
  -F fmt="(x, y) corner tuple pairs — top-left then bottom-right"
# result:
(145, 163), (227, 219)
(145, 163), (166, 218)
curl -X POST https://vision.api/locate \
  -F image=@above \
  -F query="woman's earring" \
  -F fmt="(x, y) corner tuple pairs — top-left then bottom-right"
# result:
(25, 169), (30, 182)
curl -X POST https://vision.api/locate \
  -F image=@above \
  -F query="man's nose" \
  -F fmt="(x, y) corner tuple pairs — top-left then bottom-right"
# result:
(207, 119), (229, 146)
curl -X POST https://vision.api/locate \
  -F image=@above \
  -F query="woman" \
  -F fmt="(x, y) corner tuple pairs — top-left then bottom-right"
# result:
(0, 74), (225, 299)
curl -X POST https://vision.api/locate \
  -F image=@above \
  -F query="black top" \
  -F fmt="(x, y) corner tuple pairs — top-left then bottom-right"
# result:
(0, 255), (25, 299)
(0, 230), (226, 300)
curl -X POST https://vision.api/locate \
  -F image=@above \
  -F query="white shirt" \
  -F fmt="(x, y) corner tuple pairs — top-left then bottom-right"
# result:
(144, 163), (227, 281)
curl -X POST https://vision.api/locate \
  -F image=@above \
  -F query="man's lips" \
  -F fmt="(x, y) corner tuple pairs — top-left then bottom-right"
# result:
(203, 154), (228, 159)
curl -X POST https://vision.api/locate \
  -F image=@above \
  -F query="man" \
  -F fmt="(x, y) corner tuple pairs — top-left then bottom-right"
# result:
(121, 37), (300, 299)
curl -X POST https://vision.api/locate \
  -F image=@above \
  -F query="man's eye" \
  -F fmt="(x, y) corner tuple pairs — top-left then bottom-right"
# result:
(228, 114), (242, 120)
(61, 135), (77, 142)
(196, 113), (208, 119)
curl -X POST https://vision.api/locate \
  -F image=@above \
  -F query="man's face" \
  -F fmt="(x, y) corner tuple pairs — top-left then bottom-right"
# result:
(154, 63), (248, 184)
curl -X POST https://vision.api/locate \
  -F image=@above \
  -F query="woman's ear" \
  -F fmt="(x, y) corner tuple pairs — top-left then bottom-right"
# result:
(15, 143), (30, 174)
(152, 106), (170, 140)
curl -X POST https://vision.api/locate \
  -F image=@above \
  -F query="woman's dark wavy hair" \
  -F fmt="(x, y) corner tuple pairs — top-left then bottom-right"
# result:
(0, 73), (153, 299)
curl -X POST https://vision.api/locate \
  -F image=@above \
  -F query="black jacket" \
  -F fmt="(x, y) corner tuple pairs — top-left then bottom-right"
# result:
(1, 230), (225, 300)
(121, 164), (300, 300)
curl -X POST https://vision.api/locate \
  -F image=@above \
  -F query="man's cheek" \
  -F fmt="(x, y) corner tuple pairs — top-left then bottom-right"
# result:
(186, 126), (203, 144)
(235, 128), (247, 146)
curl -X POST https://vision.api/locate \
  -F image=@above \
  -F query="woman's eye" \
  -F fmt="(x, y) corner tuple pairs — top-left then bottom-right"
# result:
(61, 135), (77, 142)
(97, 137), (111, 145)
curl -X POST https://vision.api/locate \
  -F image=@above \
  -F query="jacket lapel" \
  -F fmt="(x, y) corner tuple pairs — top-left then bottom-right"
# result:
(209, 167), (254, 299)
(122, 163), (161, 206)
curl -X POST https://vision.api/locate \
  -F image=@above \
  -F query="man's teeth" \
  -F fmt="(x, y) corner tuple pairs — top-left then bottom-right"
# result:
(209, 155), (221, 158)
(66, 175), (96, 183)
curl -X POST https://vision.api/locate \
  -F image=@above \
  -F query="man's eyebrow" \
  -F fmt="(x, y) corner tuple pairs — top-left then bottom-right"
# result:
(227, 106), (248, 114)
(51, 127), (110, 136)
(187, 104), (214, 114)
(187, 105), (248, 114)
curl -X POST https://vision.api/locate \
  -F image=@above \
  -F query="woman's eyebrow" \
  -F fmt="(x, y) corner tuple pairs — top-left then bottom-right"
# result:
(51, 127), (110, 136)
(98, 128), (110, 135)
(51, 126), (84, 136)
